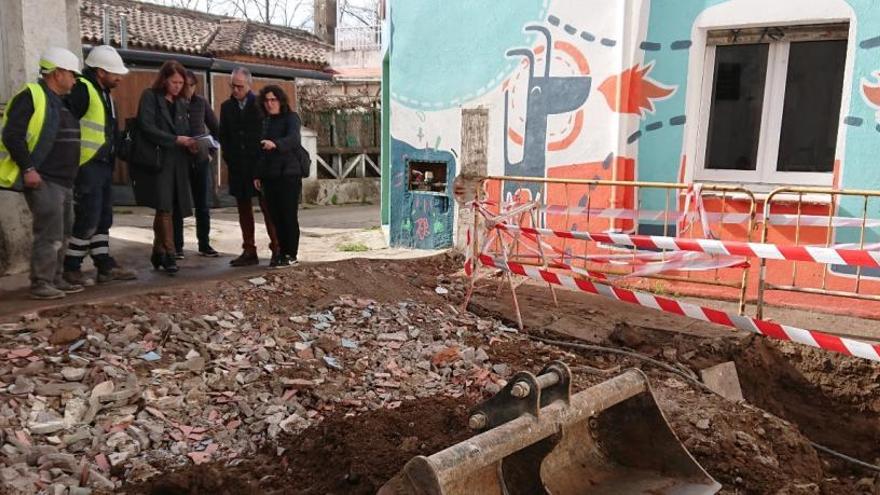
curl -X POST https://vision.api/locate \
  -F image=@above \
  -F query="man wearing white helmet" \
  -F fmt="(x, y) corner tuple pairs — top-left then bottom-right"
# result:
(0, 47), (84, 299)
(62, 45), (137, 286)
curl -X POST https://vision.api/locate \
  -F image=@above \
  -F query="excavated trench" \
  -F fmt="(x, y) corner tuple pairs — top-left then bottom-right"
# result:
(734, 338), (880, 463)
(466, 285), (880, 493)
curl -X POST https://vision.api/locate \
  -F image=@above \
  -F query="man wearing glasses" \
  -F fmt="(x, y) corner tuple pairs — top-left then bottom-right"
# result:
(218, 67), (279, 267)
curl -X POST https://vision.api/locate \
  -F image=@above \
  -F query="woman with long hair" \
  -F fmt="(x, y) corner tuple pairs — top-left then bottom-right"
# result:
(130, 60), (195, 274)
(253, 85), (303, 268)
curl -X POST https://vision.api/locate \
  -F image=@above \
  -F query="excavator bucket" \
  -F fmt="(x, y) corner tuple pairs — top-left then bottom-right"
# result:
(379, 362), (720, 495)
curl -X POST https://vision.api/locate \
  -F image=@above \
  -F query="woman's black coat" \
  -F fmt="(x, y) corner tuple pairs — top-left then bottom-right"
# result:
(255, 111), (303, 179)
(130, 88), (193, 216)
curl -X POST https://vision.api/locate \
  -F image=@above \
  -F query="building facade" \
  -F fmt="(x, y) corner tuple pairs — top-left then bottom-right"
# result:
(382, 0), (880, 246)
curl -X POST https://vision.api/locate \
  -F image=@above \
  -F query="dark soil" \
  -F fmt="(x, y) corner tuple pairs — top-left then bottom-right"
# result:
(131, 397), (472, 495)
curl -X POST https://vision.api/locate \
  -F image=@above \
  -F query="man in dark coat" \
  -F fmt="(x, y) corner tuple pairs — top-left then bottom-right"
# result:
(218, 67), (279, 266)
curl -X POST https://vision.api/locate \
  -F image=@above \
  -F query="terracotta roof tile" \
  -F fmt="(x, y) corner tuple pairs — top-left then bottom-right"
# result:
(81, 0), (330, 66)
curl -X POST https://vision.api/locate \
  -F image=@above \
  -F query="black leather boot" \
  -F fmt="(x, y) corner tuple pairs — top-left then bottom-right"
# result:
(151, 252), (163, 270)
(161, 253), (179, 274)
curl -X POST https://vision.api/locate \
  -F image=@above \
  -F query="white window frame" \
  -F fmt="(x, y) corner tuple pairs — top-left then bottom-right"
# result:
(694, 38), (842, 187)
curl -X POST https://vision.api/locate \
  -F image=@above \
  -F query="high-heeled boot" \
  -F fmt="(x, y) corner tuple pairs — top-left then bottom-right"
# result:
(151, 252), (163, 270)
(152, 212), (178, 274)
(152, 214), (165, 270)
(158, 212), (179, 274)
(161, 253), (179, 273)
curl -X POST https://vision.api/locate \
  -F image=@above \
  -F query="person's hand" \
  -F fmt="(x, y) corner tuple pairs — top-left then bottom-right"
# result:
(253, 178), (262, 191)
(260, 140), (276, 151)
(23, 169), (42, 189)
(176, 136), (195, 147)
(187, 142), (199, 154)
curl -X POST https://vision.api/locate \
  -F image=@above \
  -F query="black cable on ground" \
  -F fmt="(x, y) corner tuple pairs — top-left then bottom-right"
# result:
(527, 334), (706, 389)
(811, 443), (880, 473)
(527, 333), (880, 474)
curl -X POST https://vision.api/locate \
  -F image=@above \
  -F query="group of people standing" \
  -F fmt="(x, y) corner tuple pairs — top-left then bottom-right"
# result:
(0, 45), (306, 300)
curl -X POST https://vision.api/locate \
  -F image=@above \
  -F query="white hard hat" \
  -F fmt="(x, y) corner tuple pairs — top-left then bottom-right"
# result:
(39, 47), (81, 74)
(85, 45), (129, 75)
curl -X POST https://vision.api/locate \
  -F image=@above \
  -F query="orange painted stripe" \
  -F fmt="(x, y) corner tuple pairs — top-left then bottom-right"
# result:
(548, 110), (584, 151)
(554, 41), (590, 75)
(508, 128), (524, 146)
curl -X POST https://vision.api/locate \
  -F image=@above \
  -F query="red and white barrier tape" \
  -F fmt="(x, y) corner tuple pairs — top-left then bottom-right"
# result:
(494, 224), (880, 269)
(679, 184), (716, 239)
(464, 228), (474, 276)
(504, 220), (747, 279)
(479, 255), (880, 363)
(540, 205), (880, 228)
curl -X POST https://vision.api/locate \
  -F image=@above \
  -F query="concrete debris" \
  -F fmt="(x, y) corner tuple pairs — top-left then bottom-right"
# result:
(0, 289), (513, 492)
(60, 367), (86, 382)
(700, 361), (745, 403)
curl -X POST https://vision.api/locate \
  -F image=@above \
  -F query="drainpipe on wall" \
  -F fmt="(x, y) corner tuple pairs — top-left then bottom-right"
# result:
(102, 4), (111, 44)
(119, 15), (128, 50)
(610, 0), (633, 219)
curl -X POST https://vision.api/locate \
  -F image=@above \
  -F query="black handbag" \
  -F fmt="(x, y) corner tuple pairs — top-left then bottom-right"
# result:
(296, 144), (311, 177)
(290, 112), (310, 177)
(118, 117), (136, 163)
(130, 128), (162, 173)
(127, 95), (163, 174)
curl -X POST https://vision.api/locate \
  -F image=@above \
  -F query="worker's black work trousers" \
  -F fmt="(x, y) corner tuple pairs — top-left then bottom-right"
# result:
(63, 160), (116, 274)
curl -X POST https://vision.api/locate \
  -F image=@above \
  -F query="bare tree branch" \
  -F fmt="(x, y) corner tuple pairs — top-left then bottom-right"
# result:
(143, 0), (379, 29)
(339, 0), (379, 27)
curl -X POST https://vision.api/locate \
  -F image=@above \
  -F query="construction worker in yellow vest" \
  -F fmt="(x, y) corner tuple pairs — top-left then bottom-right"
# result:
(62, 45), (137, 286)
(0, 47), (83, 300)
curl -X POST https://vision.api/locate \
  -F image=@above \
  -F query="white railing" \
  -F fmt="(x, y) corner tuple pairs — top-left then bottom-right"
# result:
(317, 153), (380, 180)
(335, 26), (382, 51)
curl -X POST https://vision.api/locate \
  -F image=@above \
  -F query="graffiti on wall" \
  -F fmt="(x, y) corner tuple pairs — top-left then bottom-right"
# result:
(502, 25), (591, 186)
(500, 15), (677, 206)
(388, 138), (456, 249)
(861, 72), (880, 121)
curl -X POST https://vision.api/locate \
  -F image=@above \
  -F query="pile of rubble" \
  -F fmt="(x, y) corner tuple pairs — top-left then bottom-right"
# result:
(0, 282), (518, 494)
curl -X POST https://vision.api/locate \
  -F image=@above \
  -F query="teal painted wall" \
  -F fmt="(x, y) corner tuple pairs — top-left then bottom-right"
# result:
(385, 0), (880, 249)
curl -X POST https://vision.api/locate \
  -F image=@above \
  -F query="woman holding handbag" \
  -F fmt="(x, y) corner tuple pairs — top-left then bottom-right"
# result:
(130, 60), (196, 274)
(253, 85), (303, 268)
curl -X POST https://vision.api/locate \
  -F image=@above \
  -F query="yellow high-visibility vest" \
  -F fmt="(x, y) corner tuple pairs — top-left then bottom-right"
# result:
(78, 77), (107, 165)
(0, 83), (47, 189)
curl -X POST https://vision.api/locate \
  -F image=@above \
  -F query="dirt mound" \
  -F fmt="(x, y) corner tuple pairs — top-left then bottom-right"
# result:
(40, 255), (464, 331)
(656, 378), (824, 493)
(130, 397), (472, 495)
(6, 254), (879, 494)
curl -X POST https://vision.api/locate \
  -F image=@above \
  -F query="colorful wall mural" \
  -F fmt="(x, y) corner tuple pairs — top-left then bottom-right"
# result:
(384, 0), (880, 252)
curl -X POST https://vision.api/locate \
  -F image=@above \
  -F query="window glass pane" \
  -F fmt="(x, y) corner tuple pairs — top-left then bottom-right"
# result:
(705, 44), (769, 171)
(777, 40), (847, 173)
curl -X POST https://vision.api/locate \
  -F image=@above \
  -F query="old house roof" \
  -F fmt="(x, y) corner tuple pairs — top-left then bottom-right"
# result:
(80, 0), (331, 67)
